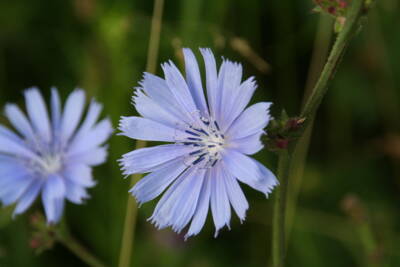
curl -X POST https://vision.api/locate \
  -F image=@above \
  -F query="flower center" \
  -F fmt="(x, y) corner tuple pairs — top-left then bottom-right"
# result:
(36, 154), (62, 175)
(180, 116), (226, 168)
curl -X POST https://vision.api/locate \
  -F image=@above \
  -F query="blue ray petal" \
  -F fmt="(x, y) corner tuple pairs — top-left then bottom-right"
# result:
(183, 48), (208, 115)
(223, 149), (277, 196)
(211, 162), (231, 237)
(130, 157), (187, 204)
(61, 89), (86, 143)
(121, 144), (191, 175)
(24, 88), (52, 143)
(42, 174), (66, 223)
(227, 102), (272, 139)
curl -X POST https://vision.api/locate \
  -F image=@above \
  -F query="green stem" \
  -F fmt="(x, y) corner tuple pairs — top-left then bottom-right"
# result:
(272, 150), (290, 267)
(118, 1), (164, 267)
(117, 144), (144, 267)
(358, 223), (378, 267)
(56, 221), (106, 267)
(300, 0), (365, 121)
(58, 234), (106, 267)
(286, 14), (333, 243)
(271, 0), (368, 266)
(302, 15), (333, 107)
(146, 0), (165, 74)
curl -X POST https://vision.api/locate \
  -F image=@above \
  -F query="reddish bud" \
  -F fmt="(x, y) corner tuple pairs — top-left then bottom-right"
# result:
(338, 0), (348, 8)
(286, 117), (305, 131)
(276, 139), (289, 149)
(29, 238), (41, 249)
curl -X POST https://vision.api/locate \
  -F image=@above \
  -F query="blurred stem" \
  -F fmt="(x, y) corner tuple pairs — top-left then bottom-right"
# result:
(358, 223), (379, 267)
(272, 150), (290, 267)
(302, 15), (333, 107)
(56, 221), (105, 267)
(118, 1), (164, 267)
(271, 0), (368, 266)
(286, 15), (333, 242)
(118, 143), (145, 267)
(146, 0), (165, 74)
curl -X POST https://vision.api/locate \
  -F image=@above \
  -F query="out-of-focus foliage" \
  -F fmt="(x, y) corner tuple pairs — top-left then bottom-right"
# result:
(0, 0), (399, 266)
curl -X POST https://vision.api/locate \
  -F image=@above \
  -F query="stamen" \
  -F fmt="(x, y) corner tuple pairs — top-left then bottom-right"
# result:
(178, 116), (226, 168)
(185, 130), (201, 137)
(193, 156), (205, 165)
(197, 153), (208, 158)
(189, 150), (203, 155)
(214, 121), (220, 131)
(200, 116), (210, 125)
(192, 128), (209, 136)
(187, 137), (202, 141)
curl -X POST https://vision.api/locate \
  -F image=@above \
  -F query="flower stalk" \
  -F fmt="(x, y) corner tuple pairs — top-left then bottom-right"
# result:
(271, 0), (370, 266)
(272, 150), (290, 267)
(29, 213), (106, 267)
(301, 0), (366, 124)
(57, 231), (106, 267)
(286, 13), (333, 244)
(118, 0), (164, 267)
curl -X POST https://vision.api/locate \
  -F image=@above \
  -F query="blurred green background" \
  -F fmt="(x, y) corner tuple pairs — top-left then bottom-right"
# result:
(0, 0), (399, 266)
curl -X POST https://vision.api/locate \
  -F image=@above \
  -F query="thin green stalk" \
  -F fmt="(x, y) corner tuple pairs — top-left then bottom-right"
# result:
(300, 0), (365, 121)
(118, 1), (164, 267)
(302, 15), (333, 108)
(55, 220), (106, 267)
(272, 150), (290, 267)
(58, 234), (106, 267)
(146, 0), (165, 75)
(286, 14), (333, 242)
(271, 0), (368, 266)
(358, 223), (379, 267)
(118, 142), (146, 267)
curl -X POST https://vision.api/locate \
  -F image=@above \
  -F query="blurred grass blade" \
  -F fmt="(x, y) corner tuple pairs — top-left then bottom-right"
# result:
(118, 1), (165, 267)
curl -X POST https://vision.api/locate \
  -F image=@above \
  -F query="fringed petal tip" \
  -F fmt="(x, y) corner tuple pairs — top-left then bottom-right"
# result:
(147, 215), (168, 231)
(118, 159), (132, 177)
(128, 189), (144, 207)
(117, 116), (130, 132)
(263, 178), (279, 198)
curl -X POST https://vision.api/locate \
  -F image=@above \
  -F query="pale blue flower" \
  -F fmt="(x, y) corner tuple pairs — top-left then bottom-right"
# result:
(120, 48), (278, 238)
(0, 88), (112, 223)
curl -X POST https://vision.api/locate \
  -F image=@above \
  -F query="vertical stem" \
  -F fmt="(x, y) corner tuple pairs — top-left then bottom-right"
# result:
(358, 223), (379, 267)
(302, 15), (333, 107)
(272, 150), (290, 267)
(118, 1), (164, 267)
(300, 0), (365, 120)
(118, 144), (146, 267)
(286, 14), (333, 243)
(146, 0), (165, 74)
(270, 0), (368, 266)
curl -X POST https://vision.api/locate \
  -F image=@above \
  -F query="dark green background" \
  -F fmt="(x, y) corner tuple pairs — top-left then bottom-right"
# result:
(0, 0), (399, 266)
